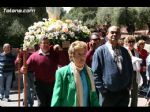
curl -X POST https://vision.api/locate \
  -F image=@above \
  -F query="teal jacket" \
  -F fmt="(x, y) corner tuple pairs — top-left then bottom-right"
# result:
(51, 64), (100, 107)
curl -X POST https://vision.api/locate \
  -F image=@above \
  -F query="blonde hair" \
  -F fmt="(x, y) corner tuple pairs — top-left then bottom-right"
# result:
(137, 39), (145, 47)
(68, 41), (87, 61)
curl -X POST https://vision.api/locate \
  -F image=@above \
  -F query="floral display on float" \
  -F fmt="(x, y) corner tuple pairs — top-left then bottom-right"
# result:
(23, 18), (91, 50)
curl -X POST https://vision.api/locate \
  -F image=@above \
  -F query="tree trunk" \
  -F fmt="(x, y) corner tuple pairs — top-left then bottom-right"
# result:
(147, 23), (150, 33)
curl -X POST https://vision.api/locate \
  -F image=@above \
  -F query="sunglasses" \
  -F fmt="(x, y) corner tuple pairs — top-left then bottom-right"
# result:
(110, 31), (119, 35)
(128, 41), (135, 43)
(91, 38), (99, 41)
(140, 43), (145, 45)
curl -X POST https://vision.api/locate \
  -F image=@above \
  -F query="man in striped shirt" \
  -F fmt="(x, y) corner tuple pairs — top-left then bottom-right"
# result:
(0, 43), (15, 102)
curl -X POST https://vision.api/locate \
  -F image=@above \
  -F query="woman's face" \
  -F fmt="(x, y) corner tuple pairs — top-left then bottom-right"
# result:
(127, 40), (135, 50)
(139, 43), (145, 49)
(72, 48), (87, 68)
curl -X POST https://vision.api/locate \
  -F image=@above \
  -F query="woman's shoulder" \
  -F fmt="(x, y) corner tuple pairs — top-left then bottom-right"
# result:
(56, 64), (72, 79)
(57, 64), (71, 74)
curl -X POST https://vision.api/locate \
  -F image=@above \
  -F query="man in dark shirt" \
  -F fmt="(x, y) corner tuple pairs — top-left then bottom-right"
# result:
(86, 32), (104, 67)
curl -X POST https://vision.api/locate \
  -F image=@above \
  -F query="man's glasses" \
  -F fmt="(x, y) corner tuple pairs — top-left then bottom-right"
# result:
(128, 41), (135, 43)
(140, 43), (145, 45)
(110, 31), (119, 35)
(91, 38), (99, 41)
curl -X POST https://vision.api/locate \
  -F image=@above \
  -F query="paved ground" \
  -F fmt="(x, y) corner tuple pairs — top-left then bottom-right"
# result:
(0, 74), (149, 107)
(0, 89), (148, 107)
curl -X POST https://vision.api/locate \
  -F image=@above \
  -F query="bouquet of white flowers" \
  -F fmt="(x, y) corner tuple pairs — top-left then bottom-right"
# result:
(23, 18), (91, 50)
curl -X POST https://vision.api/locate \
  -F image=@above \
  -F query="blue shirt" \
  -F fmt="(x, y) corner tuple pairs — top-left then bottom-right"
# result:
(92, 44), (133, 92)
(80, 67), (89, 106)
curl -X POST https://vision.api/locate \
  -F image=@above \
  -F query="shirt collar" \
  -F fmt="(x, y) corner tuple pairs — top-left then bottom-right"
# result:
(38, 49), (50, 56)
(105, 41), (113, 50)
(69, 62), (85, 74)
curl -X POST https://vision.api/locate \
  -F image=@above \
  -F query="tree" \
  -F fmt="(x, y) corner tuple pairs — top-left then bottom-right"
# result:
(136, 7), (150, 32)
(97, 7), (113, 26)
(118, 7), (138, 26)
(60, 8), (66, 19)
(64, 7), (98, 28)
(97, 7), (140, 35)
(0, 7), (48, 47)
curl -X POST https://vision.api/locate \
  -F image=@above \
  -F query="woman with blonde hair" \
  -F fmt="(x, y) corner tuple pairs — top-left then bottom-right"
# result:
(51, 40), (99, 107)
(137, 39), (148, 89)
(125, 36), (141, 107)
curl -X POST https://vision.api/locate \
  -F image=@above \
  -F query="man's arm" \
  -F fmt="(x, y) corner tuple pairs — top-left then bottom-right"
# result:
(126, 49), (133, 90)
(92, 48), (106, 93)
(86, 49), (94, 67)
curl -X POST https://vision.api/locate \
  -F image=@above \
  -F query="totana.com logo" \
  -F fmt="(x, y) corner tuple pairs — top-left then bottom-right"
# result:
(3, 8), (35, 13)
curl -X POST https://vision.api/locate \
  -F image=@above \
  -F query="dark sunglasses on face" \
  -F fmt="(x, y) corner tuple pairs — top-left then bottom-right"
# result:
(128, 41), (135, 43)
(140, 43), (145, 45)
(110, 31), (119, 35)
(91, 38), (99, 41)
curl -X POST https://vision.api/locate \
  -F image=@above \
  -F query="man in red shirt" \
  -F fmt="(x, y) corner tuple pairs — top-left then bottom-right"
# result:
(86, 32), (104, 67)
(22, 36), (59, 106)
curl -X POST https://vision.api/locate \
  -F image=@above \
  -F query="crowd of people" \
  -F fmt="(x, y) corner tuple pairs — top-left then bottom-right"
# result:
(0, 25), (150, 107)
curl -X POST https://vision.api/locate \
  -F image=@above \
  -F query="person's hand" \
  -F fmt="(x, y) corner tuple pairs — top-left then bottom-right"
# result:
(89, 41), (96, 50)
(16, 58), (22, 64)
(53, 44), (62, 52)
(20, 66), (27, 74)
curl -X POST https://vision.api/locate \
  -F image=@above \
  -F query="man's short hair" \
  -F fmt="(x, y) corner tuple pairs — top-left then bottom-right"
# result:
(90, 32), (100, 40)
(3, 43), (10, 49)
(39, 35), (49, 43)
(108, 26), (120, 33)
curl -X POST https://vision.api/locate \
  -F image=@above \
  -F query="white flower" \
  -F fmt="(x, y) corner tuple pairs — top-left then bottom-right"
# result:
(30, 36), (35, 41)
(60, 34), (66, 40)
(48, 25), (56, 32)
(69, 31), (75, 37)
(24, 35), (30, 40)
(36, 21), (44, 27)
(43, 18), (48, 21)
(28, 26), (34, 31)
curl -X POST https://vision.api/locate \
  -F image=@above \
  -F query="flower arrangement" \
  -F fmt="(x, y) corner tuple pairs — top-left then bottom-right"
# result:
(23, 18), (91, 50)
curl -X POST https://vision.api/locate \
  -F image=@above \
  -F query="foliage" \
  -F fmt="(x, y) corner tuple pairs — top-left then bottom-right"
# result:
(64, 7), (98, 28)
(135, 7), (150, 29)
(96, 7), (114, 25)
(118, 7), (138, 26)
(0, 7), (47, 48)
